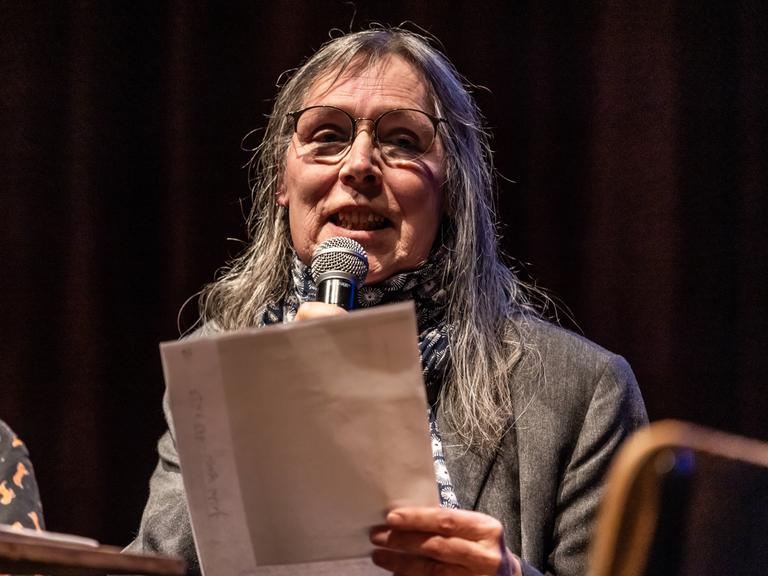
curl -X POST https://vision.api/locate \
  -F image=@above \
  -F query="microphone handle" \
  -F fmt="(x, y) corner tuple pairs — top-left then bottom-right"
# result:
(316, 273), (357, 310)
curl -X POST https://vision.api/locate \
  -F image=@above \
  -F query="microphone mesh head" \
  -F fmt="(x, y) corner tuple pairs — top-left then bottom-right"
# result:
(310, 237), (369, 285)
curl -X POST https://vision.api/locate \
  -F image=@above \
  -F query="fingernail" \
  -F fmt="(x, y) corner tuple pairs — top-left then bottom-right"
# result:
(369, 529), (387, 545)
(386, 511), (403, 525)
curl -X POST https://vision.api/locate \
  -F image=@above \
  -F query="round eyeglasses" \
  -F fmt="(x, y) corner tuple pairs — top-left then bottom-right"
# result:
(286, 105), (444, 164)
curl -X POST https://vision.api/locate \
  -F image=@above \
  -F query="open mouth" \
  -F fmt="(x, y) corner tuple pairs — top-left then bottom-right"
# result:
(330, 209), (391, 231)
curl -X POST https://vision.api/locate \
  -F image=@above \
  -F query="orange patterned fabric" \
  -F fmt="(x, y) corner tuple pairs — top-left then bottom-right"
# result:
(0, 420), (44, 531)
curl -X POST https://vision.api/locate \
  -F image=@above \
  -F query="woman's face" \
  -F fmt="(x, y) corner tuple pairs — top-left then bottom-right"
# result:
(277, 55), (446, 284)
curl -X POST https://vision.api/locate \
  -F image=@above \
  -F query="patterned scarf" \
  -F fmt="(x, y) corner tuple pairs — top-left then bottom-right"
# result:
(259, 252), (459, 508)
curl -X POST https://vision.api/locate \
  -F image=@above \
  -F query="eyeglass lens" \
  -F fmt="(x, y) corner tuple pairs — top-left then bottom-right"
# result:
(293, 107), (437, 162)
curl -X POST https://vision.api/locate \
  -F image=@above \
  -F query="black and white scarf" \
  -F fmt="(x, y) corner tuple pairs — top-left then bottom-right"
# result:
(260, 253), (460, 508)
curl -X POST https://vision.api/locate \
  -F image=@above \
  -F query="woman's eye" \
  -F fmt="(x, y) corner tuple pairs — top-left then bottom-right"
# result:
(395, 137), (418, 149)
(383, 133), (421, 151)
(310, 128), (347, 143)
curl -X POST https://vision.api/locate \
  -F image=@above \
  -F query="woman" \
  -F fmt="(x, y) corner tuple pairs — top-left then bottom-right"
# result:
(0, 419), (45, 531)
(129, 28), (646, 576)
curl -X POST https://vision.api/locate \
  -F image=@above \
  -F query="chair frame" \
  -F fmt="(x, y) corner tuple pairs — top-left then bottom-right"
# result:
(589, 419), (768, 576)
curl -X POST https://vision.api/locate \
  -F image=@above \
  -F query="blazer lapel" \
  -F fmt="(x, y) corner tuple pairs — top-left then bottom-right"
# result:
(436, 409), (501, 510)
(436, 408), (522, 554)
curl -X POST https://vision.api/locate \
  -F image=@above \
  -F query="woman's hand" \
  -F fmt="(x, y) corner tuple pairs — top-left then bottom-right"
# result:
(294, 301), (348, 321)
(369, 507), (522, 576)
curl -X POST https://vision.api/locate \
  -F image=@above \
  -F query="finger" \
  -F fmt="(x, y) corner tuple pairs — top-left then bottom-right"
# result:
(371, 548), (476, 576)
(370, 527), (502, 573)
(386, 507), (505, 541)
(294, 301), (347, 321)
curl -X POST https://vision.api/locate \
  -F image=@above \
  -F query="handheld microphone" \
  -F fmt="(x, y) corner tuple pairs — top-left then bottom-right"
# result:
(310, 237), (369, 310)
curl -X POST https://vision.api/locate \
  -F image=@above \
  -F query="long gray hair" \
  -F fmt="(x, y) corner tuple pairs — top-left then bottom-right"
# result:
(199, 27), (538, 450)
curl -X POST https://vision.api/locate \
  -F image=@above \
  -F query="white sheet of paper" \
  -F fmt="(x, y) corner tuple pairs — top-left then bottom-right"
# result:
(162, 302), (438, 576)
(162, 337), (258, 576)
(0, 524), (99, 549)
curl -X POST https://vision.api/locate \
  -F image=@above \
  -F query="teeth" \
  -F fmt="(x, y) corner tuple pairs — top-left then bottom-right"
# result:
(336, 210), (387, 230)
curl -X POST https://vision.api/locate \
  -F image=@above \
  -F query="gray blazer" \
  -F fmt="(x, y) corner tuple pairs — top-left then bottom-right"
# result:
(127, 317), (647, 576)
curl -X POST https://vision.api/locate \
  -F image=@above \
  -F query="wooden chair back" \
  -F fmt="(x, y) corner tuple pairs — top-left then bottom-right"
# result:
(589, 420), (768, 576)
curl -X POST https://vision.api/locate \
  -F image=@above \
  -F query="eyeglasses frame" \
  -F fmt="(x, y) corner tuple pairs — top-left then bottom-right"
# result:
(286, 105), (446, 161)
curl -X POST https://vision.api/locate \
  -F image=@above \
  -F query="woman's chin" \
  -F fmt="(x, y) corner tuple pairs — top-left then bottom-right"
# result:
(363, 271), (387, 285)
(363, 261), (391, 285)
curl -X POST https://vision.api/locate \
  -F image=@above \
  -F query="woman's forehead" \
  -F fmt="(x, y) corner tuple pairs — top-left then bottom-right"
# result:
(301, 55), (433, 111)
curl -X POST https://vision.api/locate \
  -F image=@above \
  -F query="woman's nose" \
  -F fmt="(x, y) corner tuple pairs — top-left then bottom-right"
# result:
(339, 128), (382, 189)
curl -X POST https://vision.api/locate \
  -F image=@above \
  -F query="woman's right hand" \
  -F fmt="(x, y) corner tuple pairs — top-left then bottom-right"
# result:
(294, 302), (348, 322)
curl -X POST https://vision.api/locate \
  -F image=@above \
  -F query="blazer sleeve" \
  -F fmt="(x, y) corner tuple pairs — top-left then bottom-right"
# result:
(542, 353), (647, 576)
(124, 394), (200, 574)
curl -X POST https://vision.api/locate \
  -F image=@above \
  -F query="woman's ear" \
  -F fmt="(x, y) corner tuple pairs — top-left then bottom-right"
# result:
(276, 181), (289, 207)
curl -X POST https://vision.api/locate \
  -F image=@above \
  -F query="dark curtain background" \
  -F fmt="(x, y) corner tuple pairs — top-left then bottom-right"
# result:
(2, 0), (766, 547)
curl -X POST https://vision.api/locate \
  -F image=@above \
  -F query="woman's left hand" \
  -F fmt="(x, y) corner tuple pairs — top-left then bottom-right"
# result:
(369, 507), (522, 576)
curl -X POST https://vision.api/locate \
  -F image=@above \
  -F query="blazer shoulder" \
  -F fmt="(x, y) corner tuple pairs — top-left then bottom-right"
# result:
(519, 314), (616, 358)
(508, 315), (643, 429)
(514, 315), (633, 384)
